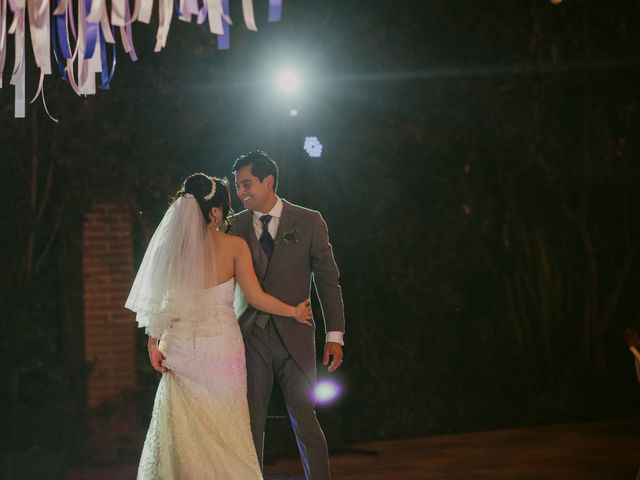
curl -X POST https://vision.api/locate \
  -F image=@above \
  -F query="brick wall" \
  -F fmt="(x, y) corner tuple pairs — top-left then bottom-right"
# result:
(82, 204), (136, 408)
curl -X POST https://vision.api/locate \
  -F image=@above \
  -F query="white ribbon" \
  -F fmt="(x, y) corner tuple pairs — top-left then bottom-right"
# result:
(0, 0), (7, 88)
(27, 0), (52, 111)
(179, 0), (198, 22)
(153, 0), (173, 52)
(178, 0), (188, 23)
(242, 0), (256, 31)
(77, 0), (96, 95)
(111, 0), (125, 26)
(97, 0), (115, 43)
(9, 3), (25, 117)
(137, 0), (153, 24)
(207, 0), (222, 35)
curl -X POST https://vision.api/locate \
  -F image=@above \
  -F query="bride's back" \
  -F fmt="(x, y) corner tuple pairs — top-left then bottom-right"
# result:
(210, 231), (241, 285)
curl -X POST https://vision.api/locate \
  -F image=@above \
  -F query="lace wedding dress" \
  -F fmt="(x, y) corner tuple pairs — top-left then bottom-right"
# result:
(137, 278), (262, 479)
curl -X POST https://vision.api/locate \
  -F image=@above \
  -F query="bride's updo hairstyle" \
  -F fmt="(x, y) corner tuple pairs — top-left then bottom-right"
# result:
(175, 173), (234, 231)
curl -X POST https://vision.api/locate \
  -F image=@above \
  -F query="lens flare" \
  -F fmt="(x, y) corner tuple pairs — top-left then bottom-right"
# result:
(312, 379), (343, 406)
(304, 136), (323, 158)
(278, 70), (300, 93)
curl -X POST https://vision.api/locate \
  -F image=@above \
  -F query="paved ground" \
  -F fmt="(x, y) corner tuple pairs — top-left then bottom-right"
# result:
(67, 417), (640, 479)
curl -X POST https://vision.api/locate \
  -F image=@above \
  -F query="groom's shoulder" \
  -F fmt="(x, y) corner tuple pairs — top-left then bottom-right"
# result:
(229, 209), (251, 235)
(282, 199), (322, 219)
(234, 208), (252, 220)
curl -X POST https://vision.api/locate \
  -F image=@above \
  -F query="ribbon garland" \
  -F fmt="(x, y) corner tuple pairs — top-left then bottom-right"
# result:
(1, 0), (283, 119)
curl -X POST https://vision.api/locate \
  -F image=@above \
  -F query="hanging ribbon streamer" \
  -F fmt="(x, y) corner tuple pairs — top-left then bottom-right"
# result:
(0, 0), (8, 88)
(154, 0), (173, 52)
(9, 0), (26, 118)
(241, 0), (256, 31)
(178, 0), (197, 23)
(268, 0), (282, 23)
(137, 0), (153, 24)
(98, 26), (116, 89)
(217, 0), (229, 50)
(0, 0), (284, 119)
(53, 0), (72, 79)
(77, 0), (97, 94)
(84, 0), (99, 59)
(111, 0), (125, 26)
(206, 0), (222, 35)
(196, 0), (206, 25)
(183, 0), (198, 22)
(28, 0), (53, 118)
(119, 0), (138, 61)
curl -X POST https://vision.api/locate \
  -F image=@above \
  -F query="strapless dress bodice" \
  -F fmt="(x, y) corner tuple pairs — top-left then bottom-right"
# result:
(167, 277), (237, 337)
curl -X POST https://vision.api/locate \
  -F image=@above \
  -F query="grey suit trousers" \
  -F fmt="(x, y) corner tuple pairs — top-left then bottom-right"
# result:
(245, 319), (331, 480)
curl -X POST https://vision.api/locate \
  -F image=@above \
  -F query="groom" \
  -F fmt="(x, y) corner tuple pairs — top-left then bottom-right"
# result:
(231, 150), (345, 480)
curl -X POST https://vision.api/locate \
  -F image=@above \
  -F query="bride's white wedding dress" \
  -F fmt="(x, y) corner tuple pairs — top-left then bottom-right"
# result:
(137, 278), (262, 479)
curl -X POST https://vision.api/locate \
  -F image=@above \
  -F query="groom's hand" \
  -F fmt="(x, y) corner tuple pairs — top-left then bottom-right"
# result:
(323, 342), (343, 372)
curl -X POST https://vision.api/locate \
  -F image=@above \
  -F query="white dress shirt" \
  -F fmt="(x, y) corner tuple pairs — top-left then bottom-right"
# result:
(253, 197), (344, 345)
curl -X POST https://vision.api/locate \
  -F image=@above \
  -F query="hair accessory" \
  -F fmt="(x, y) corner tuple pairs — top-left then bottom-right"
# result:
(204, 178), (217, 200)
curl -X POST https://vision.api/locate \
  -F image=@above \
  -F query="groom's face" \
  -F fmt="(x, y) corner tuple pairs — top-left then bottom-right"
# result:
(234, 164), (274, 212)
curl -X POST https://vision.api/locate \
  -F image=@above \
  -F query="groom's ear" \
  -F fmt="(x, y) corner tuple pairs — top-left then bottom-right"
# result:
(264, 174), (275, 191)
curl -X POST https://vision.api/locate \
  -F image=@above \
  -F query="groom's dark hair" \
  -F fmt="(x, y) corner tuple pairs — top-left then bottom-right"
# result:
(232, 150), (279, 192)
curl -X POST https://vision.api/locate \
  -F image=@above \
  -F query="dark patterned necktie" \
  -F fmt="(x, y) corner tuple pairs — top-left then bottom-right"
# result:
(259, 214), (274, 258)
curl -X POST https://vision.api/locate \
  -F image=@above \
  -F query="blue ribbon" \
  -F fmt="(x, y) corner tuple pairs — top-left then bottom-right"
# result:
(268, 0), (282, 23)
(55, 0), (72, 59)
(217, 0), (230, 50)
(52, 0), (70, 80)
(98, 28), (117, 89)
(84, 0), (99, 60)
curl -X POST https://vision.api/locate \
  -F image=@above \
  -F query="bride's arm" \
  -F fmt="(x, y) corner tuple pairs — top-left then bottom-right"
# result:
(234, 239), (312, 325)
(147, 337), (168, 373)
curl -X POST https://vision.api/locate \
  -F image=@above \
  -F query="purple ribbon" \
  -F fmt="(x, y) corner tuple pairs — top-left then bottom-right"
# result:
(123, 0), (137, 61)
(217, 0), (230, 50)
(185, 0), (198, 15)
(83, 0), (99, 60)
(8, 0), (16, 12)
(196, 3), (207, 25)
(268, 0), (282, 23)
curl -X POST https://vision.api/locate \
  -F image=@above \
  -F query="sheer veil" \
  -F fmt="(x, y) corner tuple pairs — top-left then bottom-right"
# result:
(125, 194), (218, 338)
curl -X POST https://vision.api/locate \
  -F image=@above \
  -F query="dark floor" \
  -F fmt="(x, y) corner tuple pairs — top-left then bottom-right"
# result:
(66, 417), (640, 479)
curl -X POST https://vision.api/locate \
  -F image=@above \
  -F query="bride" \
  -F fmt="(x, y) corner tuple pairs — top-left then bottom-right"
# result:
(125, 173), (312, 479)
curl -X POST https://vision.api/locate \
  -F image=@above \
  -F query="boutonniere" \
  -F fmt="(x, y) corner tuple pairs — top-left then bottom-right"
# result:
(276, 224), (299, 245)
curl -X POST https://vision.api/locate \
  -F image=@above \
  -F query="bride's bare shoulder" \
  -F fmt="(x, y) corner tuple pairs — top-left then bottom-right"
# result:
(216, 232), (249, 252)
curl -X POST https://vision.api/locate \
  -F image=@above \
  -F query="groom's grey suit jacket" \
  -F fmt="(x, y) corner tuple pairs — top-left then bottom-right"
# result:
(231, 199), (345, 381)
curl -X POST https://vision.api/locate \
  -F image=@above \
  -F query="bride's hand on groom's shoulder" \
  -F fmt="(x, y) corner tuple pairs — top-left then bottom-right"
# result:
(294, 299), (313, 326)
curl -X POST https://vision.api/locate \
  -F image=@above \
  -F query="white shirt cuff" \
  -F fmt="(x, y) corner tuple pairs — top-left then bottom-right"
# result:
(326, 331), (344, 345)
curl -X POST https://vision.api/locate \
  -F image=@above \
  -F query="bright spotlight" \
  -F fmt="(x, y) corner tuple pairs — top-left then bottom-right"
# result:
(312, 379), (343, 406)
(304, 136), (323, 158)
(289, 108), (299, 117)
(278, 70), (300, 94)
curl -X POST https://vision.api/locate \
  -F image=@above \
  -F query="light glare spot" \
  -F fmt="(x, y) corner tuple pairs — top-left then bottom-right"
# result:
(313, 379), (343, 406)
(278, 70), (300, 93)
(304, 136), (323, 158)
